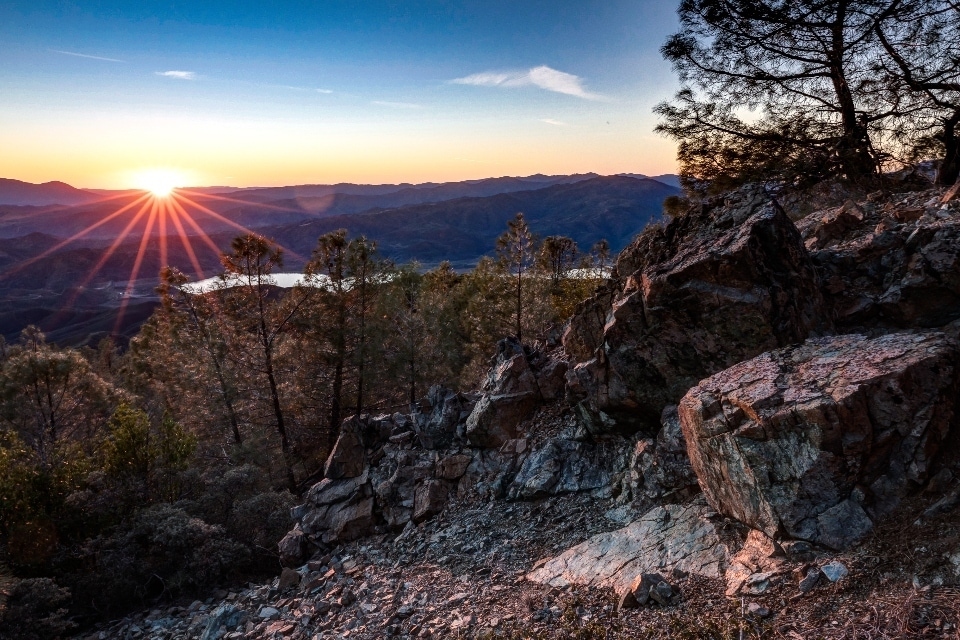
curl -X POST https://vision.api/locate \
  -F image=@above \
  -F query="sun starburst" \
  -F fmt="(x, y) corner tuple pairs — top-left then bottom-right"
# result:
(0, 171), (305, 339)
(133, 168), (186, 198)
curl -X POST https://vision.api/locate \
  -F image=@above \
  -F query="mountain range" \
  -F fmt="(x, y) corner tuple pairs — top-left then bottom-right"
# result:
(0, 173), (680, 346)
(0, 173), (680, 208)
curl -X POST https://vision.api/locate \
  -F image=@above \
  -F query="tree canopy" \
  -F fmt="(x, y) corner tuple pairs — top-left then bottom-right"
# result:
(657, 0), (960, 190)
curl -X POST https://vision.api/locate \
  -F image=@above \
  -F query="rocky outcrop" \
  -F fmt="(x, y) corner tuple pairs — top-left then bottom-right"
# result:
(568, 186), (825, 431)
(298, 470), (375, 547)
(526, 499), (736, 596)
(679, 331), (960, 550)
(463, 338), (567, 448)
(411, 386), (476, 450)
(507, 437), (631, 500)
(281, 184), (960, 608)
(801, 193), (960, 331)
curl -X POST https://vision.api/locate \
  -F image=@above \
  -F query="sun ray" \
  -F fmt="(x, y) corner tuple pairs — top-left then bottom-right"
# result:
(166, 202), (206, 279)
(158, 197), (169, 269)
(113, 198), (160, 333)
(0, 192), (151, 281)
(51, 197), (154, 319)
(177, 188), (302, 213)
(20, 189), (150, 218)
(168, 196), (223, 257)
(173, 192), (306, 262)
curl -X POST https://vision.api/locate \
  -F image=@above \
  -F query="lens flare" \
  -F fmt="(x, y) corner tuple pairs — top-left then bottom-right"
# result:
(133, 168), (186, 197)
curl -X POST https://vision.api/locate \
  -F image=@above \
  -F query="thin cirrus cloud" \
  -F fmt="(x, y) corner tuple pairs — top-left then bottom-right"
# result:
(452, 65), (604, 100)
(50, 49), (124, 63)
(540, 118), (569, 126)
(156, 70), (197, 80)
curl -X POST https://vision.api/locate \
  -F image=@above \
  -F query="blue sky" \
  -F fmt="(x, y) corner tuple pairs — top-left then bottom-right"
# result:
(0, 1), (681, 187)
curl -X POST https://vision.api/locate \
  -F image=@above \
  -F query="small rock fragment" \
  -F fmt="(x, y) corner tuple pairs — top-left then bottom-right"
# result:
(798, 568), (820, 593)
(820, 561), (849, 583)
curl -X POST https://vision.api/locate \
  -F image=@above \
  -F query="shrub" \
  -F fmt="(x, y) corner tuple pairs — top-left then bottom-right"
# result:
(0, 578), (75, 640)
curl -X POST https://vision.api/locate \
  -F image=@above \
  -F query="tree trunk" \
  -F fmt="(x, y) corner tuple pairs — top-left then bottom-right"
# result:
(938, 112), (960, 186)
(408, 355), (417, 406)
(211, 357), (242, 444)
(263, 342), (295, 491)
(257, 286), (295, 491)
(515, 261), (523, 343)
(355, 263), (367, 419)
(330, 360), (343, 448)
(828, 1), (876, 180)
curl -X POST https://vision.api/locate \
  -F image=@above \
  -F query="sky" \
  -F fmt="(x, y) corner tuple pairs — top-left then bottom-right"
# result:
(0, 1), (681, 188)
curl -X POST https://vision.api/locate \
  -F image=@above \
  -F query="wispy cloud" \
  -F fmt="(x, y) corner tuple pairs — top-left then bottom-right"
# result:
(372, 100), (422, 109)
(540, 118), (569, 126)
(156, 70), (197, 80)
(452, 65), (604, 100)
(50, 49), (124, 63)
(317, 89), (334, 94)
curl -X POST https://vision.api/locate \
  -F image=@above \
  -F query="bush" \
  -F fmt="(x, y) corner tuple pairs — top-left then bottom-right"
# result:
(0, 578), (75, 640)
(229, 490), (295, 552)
(66, 504), (249, 614)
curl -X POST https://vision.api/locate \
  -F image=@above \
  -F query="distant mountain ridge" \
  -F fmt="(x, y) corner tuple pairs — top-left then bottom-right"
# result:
(260, 175), (679, 265)
(0, 178), (103, 206)
(191, 173), (601, 203)
(0, 172), (680, 206)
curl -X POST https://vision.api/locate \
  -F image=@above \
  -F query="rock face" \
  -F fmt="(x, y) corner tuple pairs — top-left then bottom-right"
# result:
(507, 437), (631, 500)
(300, 471), (376, 546)
(411, 386), (476, 450)
(526, 500), (735, 596)
(463, 338), (543, 447)
(799, 195), (960, 331)
(628, 406), (700, 503)
(680, 331), (960, 549)
(562, 284), (615, 363)
(568, 186), (825, 431)
(323, 421), (366, 480)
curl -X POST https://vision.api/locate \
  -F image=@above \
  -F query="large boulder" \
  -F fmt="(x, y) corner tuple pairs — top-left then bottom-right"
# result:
(296, 470), (375, 545)
(526, 500), (736, 596)
(569, 186), (825, 431)
(413, 479), (451, 523)
(803, 196), (960, 331)
(679, 331), (960, 550)
(463, 338), (542, 447)
(277, 526), (306, 568)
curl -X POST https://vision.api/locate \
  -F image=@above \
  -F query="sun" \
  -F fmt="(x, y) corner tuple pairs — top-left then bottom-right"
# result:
(133, 168), (187, 197)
